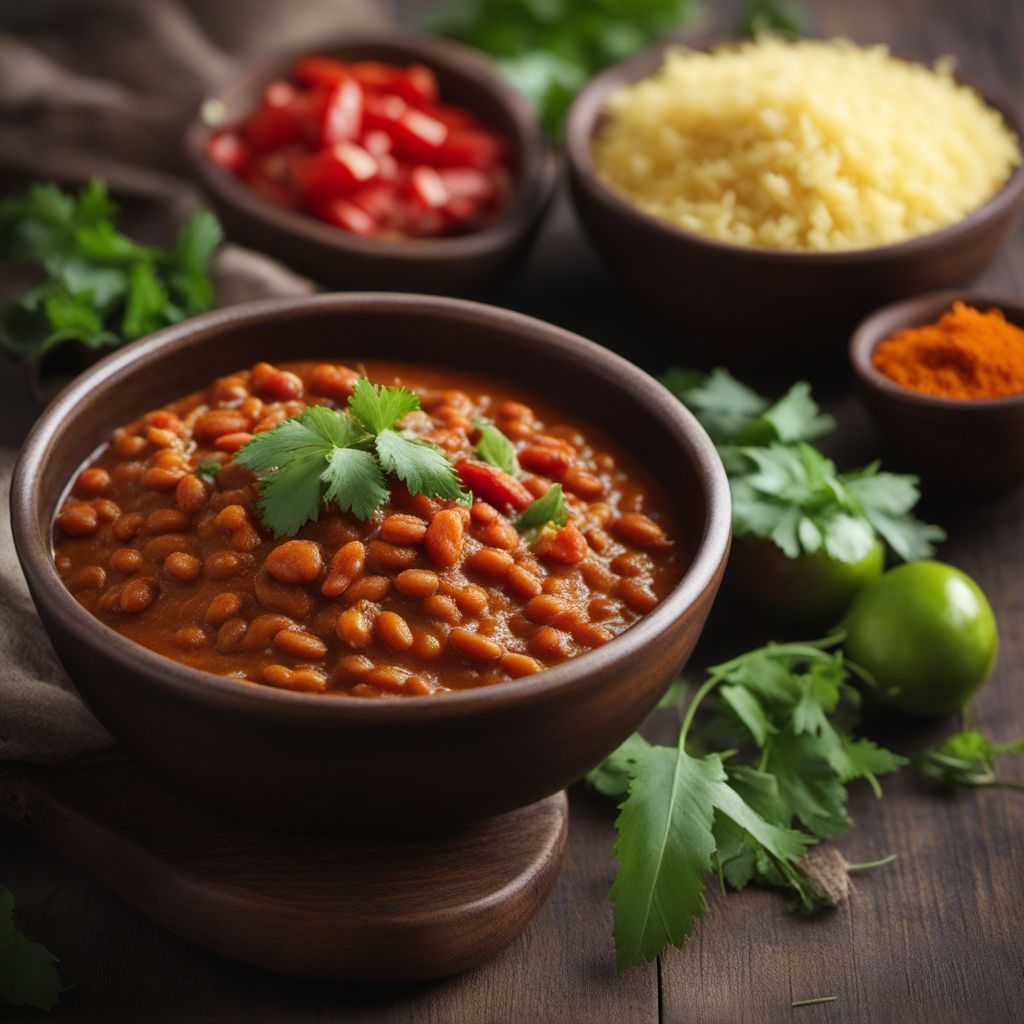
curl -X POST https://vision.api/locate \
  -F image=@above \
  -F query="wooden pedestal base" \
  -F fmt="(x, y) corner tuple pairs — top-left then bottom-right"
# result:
(1, 758), (569, 983)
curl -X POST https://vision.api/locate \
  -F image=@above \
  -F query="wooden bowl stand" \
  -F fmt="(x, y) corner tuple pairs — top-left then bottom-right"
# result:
(1, 757), (568, 984)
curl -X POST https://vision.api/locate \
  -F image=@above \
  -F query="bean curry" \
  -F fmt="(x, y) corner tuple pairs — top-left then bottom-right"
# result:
(53, 360), (687, 697)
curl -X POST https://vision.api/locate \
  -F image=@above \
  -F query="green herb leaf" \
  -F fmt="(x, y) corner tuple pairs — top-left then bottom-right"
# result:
(516, 483), (567, 532)
(197, 459), (222, 482)
(917, 729), (1024, 789)
(348, 378), (420, 435)
(473, 418), (518, 475)
(0, 886), (62, 1011)
(739, 0), (805, 39)
(375, 429), (470, 505)
(322, 446), (391, 521)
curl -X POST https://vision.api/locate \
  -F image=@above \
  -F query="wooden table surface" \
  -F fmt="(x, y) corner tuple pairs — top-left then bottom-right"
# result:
(3, 0), (1023, 1020)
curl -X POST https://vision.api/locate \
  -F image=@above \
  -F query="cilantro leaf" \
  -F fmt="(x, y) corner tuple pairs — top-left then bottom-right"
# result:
(121, 261), (170, 340)
(517, 484), (568, 533)
(0, 886), (62, 1011)
(473, 418), (518, 475)
(322, 446), (390, 521)
(738, 382), (836, 446)
(348, 378), (420, 435)
(375, 430), (470, 505)
(662, 367), (769, 445)
(197, 459), (222, 482)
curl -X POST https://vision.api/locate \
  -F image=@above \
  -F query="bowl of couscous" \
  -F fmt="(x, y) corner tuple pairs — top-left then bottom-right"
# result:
(565, 36), (1024, 366)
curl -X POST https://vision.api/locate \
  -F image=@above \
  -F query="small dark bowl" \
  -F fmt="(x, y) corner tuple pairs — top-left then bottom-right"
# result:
(850, 291), (1024, 492)
(11, 294), (731, 835)
(185, 33), (556, 294)
(565, 39), (1024, 366)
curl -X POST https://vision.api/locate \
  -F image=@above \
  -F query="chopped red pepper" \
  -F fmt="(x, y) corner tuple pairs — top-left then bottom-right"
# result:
(456, 460), (534, 513)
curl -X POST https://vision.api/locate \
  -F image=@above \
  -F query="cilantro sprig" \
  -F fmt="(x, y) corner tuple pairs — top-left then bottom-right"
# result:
(917, 729), (1024, 791)
(473, 418), (518, 475)
(663, 368), (945, 565)
(0, 179), (222, 362)
(235, 379), (469, 536)
(587, 633), (906, 968)
(517, 483), (568, 533)
(0, 885), (62, 1011)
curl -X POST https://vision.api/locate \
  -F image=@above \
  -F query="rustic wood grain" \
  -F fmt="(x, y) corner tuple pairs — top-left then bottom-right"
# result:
(3, 0), (1023, 1020)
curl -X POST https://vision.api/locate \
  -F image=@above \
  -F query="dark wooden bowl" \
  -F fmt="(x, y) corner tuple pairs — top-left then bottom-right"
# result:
(849, 291), (1024, 492)
(185, 33), (556, 294)
(11, 294), (731, 835)
(565, 40), (1024, 367)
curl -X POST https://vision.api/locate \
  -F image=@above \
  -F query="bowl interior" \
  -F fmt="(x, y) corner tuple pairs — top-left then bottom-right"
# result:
(187, 33), (549, 257)
(17, 293), (730, 712)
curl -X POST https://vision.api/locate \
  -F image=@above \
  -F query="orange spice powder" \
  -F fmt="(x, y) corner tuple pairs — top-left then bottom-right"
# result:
(872, 302), (1024, 400)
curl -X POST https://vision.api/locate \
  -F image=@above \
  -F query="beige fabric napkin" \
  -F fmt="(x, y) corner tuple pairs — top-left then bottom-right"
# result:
(0, 0), (385, 763)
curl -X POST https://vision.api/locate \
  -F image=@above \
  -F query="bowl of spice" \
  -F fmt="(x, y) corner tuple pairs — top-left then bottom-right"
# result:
(850, 291), (1024, 492)
(565, 36), (1024, 365)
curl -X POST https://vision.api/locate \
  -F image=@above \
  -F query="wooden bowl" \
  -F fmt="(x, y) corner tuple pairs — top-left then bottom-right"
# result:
(565, 40), (1024, 367)
(185, 33), (556, 294)
(11, 294), (731, 835)
(850, 291), (1024, 492)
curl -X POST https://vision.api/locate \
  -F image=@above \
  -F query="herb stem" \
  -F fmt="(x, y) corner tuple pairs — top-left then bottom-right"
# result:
(678, 675), (723, 748)
(791, 995), (838, 1008)
(846, 853), (897, 873)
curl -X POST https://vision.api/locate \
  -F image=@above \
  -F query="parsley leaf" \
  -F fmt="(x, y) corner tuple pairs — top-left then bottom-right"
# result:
(236, 381), (469, 534)
(917, 729), (1024, 790)
(0, 178), (221, 362)
(664, 367), (944, 565)
(0, 886), (62, 1011)
(517, 484), (567, 533)
(473, 418), (518, 475)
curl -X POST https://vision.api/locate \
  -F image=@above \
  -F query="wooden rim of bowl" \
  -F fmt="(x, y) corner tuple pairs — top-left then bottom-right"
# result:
(184, 31), (556, 263)
(849, 289), (1024, 411)
(565, 36), (1024, 265)
(12, 293), (732, 722)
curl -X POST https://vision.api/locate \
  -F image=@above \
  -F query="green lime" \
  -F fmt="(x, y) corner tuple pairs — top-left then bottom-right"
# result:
(730, 537), (885, 628)
(844, 561), (998, 717)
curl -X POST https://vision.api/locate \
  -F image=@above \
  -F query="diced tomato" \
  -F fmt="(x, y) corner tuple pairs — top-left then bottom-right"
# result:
(409, 165), (448, 209)
(434, 128), (502, 170)
(292, 144), (377, 201)
(314, 198), (379, 236)
(362, 129), (393, 158)
(320, 78), (364, 146)
(363, 92), (407, 131)
(349, 61), (404, 90)
(429, 102), (479, 131)
(456, 460), (533, 512)
(536, 525), (588, 565)
(349, 181), (399, 222)
(242, 82), (306, 152)
(437, 167), (491, 200)
(244, 153), (302, 208)
(206, 131), (251, 175)
(388, 108), (448, 160)
(391, 64), (440, 107)
(292, 55), (350, 89)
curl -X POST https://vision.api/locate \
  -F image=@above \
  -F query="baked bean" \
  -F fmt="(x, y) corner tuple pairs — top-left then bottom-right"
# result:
(216, 618), (248, 652)
(254, 568), (314, 617)
(215, 432), (253, 453)
(523, 476), (549, 499)
(571, 622), (612, 647)
(471, 501), (499, 525)
(394, 568), (440, 598)
(97, 584), (124, 611)
(365, 666), (410, 694)
(67, 565), (106, 593)
(142, 466), (185, 492)
(466, 547), (514, 577)
(380, 513), (427, 544)
(164, 551), (202, 581)
(588, 595), (619, 621)
(246, 614), (296, 650)
(584, 528), (610, 553)
(525, 594), (571, 624)
(309, 363), (359, 400)
(541, 576), (570, 595)
(336, 607), (372, 648)
(56, 503), (98, 538)
(455, 584), (489, 616)
(113, 433), (147, 458)
(110, 548), (144, 575)
(111, 462), (144, 485)
(148, 411), (185, 434)
(274, 628), (327, 660)
(194, 409), (250, 443)
(152, 449), (187, 472)
(207, 550), (247, 580)
(497, 400), (533, 421)
(424, 509), (463, 568)
(344, 575), (391, 603)
(448, 628), (503, 662)
(146, 426), (180, 449)
(502, 653), (542, 678)
(617, 578), (658, 613)
(422, 594), (461, 624)
(144, 508), (191, 535)
(175, 626), (208, 650)
(404, 676), (432, 696)
(337, 654), (374, 679)
(92, 499), (121, 523)
(144, 534), (193, 562)
(74, 468), (111, 497)
(262, 664), (327, 693)
(506, 564), (543, 599)
(613, 513), (672, 550)
(530, 626), (569, 661)
(205, 592), (242, 626)
(610, 552), (645, 578)
(411, 631), (445, 661)
(212, 375), (249, 404)
(535, 525), (588, 565)
(230, 524), (261, 552)
(580, 558), (616, 591)
(518, 444), (571, 478)
(261, 368), (304, 401)
(322, 540), (366, 597)
(120, 577), (157, 613)
(563, 467), (605, 500)
(175, 474), (208, 514)
(376, 611), (414, 651)
(214, 504), (247, 532)
(265, 540), (323, 584)
(367, 539), (419, 572)
(478, 518), (519, 550)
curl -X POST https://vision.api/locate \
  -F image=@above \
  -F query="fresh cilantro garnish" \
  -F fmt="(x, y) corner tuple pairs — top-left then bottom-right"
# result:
(196, 459), (222, 482)
(0, 178), (221, 361)
(432, 0), (699, 135)
(517, 484), (568, 533)
(0, 885), (62, 1011)
(917, 729), (1024, 791)
(235, 380), (469, 535)
(663, 367), (944, 564)
(473, 418), (518, 475)
(587, 633), (906, 968)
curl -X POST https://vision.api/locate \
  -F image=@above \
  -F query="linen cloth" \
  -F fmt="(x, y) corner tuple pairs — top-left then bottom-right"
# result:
(0, 0), (385, 762)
